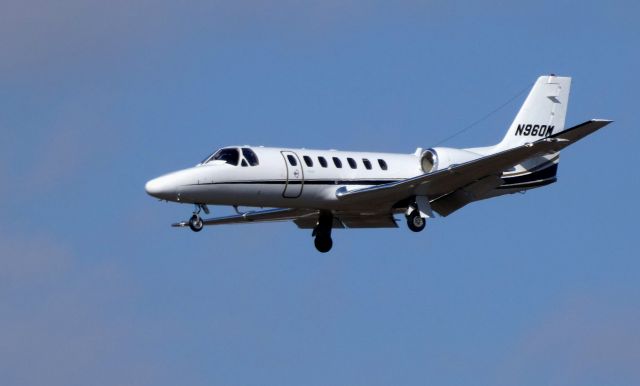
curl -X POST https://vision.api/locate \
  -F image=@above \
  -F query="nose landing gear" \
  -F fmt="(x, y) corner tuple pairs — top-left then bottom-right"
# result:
(188, 204), (208, 232)
(313, 212), (334, 253)
(189, 214), (204, 232)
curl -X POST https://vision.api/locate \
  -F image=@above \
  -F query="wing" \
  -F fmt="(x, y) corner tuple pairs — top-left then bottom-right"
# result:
(337, 119), (612, 206)
(172, 208), (318, 227)
(172, 207), (398, 229)
(292, 212), (398, 229)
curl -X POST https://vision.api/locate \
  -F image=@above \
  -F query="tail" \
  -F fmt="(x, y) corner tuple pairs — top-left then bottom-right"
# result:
(484, 75), (569, 189)
(496, 75), (571, 151)
(437, 75), (610, 216)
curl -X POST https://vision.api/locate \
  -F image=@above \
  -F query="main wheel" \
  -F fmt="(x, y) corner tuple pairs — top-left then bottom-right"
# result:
(189, 214), (204, 232)
(314, 235), (333, 253)
(407, 211), (426, 232)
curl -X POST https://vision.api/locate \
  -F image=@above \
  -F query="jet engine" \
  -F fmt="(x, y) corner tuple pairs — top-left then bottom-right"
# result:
(420, 147), (483, 173)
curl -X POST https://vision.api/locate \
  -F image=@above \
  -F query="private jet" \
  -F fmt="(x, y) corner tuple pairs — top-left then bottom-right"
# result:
(145, 75), (611, 252)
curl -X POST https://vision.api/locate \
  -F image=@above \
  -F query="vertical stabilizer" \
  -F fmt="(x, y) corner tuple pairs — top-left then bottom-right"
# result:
(496, 75), (571, 150)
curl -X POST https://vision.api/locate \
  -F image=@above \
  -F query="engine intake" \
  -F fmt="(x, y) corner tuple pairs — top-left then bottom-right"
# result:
(420, 147), (483, 173)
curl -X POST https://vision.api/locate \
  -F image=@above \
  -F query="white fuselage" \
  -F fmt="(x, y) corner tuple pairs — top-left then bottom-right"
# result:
(145, 146), (423, 211)
(143, 75), (609, 253)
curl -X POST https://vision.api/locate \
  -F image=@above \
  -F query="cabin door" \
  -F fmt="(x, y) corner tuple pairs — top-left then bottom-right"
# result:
(281, 151), (304, 198)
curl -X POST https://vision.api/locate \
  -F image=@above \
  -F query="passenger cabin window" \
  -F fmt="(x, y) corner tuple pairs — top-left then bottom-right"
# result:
(347, 157), (357, 169)
(332, 157), (342, 168)
(378, 159), (388, 170)
(362, 158), (372, 170)
(303, 155), (313, 167)
(241, 148), (259, 166)
(207, 148), (240, 166)
(318, 157), (328, 168)
(287, 154), (298, 166)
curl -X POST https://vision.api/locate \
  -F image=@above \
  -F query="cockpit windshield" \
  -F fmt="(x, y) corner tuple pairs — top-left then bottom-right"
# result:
(200, 152), (215, 164)
(204, 148), (240, 166)
(201, 147), (260, 167)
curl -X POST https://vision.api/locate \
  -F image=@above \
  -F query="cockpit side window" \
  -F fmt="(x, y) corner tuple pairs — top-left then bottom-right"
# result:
(241, 148), (260, 166)
(208, 148), (240, 166)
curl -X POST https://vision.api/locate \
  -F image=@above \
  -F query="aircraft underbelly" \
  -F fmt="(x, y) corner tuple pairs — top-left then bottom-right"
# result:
(179, 182), (382, 210)
(178, 182), (315, 207)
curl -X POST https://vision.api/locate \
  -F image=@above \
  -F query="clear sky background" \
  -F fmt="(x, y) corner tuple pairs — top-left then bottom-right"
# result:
(1, 1), (639, 385)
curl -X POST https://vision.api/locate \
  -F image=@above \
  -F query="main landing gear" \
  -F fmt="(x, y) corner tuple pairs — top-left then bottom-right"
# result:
(406, 196), (431, 232)
(406, 210), (426, 232)
(313, 212), (333, 253)
(188, 204), (209, 232)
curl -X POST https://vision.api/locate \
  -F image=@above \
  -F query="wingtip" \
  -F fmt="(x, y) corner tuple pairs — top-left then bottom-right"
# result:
(591, 118), (614, 123)
(171, 222), (188, 227)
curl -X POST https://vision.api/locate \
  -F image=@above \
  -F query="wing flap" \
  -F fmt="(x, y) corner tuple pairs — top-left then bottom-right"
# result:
(430, 175), (504, 217)
(293, 215), (345, 229)
(340, 214), (398, 228)
(293, 213), (398, 229)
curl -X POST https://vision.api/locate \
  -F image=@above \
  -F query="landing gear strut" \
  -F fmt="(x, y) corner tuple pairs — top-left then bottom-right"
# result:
(313, 212), (333, 253)
(188, 204), (208, 232)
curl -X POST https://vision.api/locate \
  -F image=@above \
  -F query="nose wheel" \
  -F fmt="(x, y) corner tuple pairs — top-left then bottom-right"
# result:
(187, 204), (208, 232)
(189, 214), (204, 232)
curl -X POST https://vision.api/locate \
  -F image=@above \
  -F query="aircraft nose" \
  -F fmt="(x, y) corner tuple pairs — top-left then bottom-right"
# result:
(145, 175), (177, 200)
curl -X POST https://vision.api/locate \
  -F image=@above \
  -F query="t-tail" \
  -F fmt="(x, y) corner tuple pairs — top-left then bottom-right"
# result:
(490, 75), (570, 192)
(431, 75), (612, 217)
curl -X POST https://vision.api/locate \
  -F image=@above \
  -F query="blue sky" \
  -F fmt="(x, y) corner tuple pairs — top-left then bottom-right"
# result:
(1, 1), (639, 385)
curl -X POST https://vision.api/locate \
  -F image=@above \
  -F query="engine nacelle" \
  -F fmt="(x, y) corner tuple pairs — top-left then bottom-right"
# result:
(420, 147), (483, 173)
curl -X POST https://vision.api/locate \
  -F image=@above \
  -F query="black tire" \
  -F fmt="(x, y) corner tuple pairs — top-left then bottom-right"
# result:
(189, 215), (204, 232)
(407, 211), (426, 232)
(314, 235), (333, 253)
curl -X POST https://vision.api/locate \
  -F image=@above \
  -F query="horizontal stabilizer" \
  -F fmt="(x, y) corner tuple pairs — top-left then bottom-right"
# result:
(547, 119), (612, 148)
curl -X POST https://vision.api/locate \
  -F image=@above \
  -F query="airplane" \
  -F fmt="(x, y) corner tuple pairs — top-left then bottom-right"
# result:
(145, 75), (611, 252)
